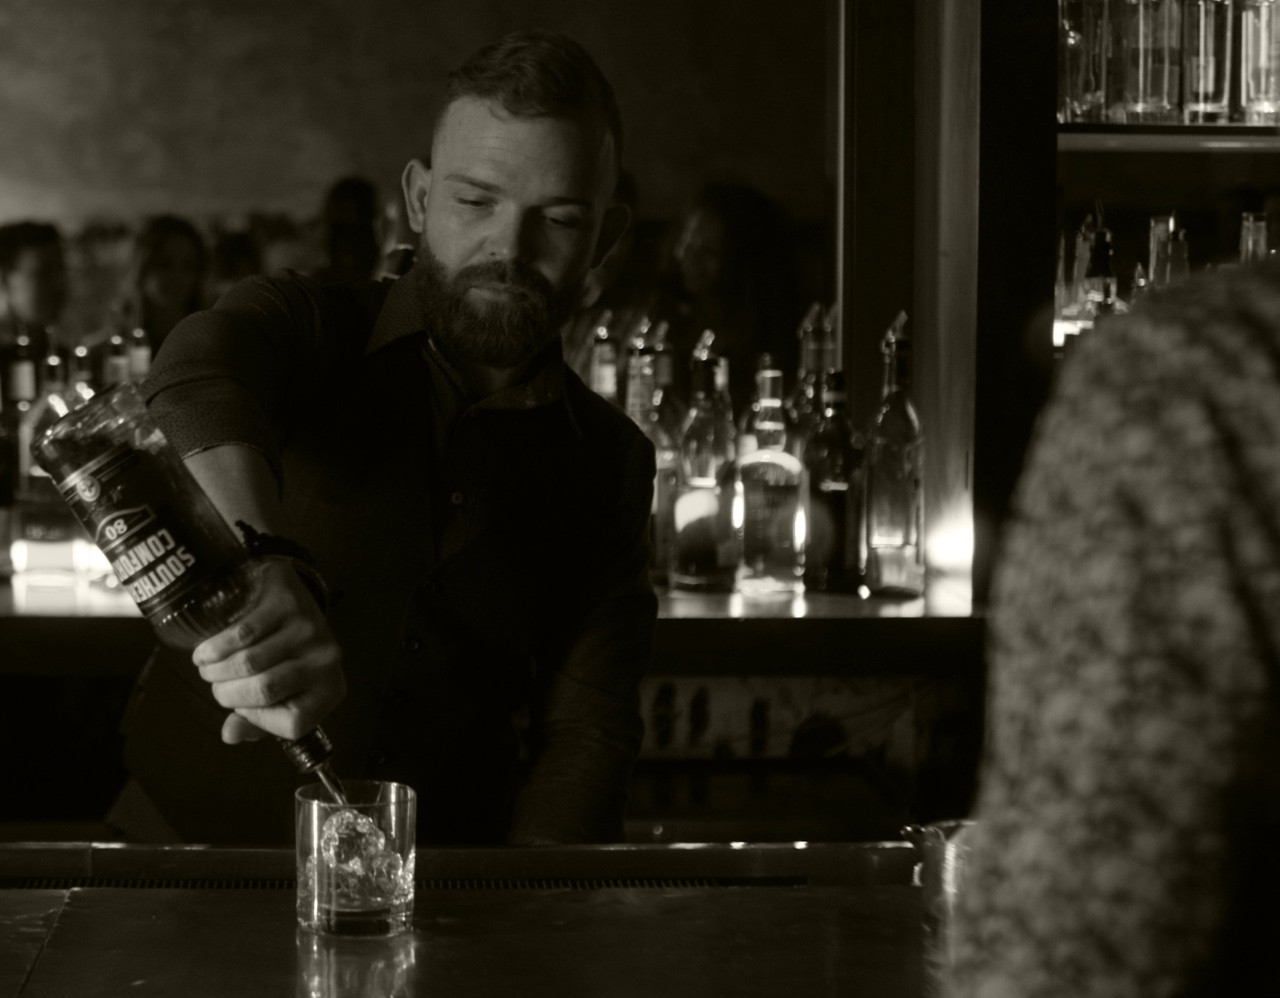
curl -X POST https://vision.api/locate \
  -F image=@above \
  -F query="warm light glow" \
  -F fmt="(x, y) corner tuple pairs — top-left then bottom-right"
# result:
(1052, 318), (1080, 349)
(927, 511), (974, 574)
(793, 841), (809, 850)
(9, 540), (27, 575)
(729, 841), (747, 850)
(730, 481), (744, 532)
(793, 507), (807, 551)
(72, 538), (112, 577)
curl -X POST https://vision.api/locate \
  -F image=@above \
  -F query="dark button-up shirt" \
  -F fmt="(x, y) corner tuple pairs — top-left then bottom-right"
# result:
(124, 271), (657, 846)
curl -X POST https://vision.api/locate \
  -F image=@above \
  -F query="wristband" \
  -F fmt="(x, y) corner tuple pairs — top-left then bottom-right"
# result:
(235, 520), (330, 614)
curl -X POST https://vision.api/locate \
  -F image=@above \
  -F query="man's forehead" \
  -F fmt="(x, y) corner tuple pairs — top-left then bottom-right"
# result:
(432, 97), (615, 192)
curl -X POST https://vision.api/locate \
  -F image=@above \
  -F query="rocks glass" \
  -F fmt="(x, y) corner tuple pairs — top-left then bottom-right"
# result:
(296, 780), (416, 936)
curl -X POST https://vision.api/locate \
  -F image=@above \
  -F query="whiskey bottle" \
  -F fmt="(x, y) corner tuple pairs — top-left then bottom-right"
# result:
(802, 370), (864, 593)
(786, 302), (824, 444)
(127, 327), (152, 383)
(587, 309), (620, 405)
(736, 360), (804, 596)
(864, 312), (924, 598)
(30, 382), (346, 802)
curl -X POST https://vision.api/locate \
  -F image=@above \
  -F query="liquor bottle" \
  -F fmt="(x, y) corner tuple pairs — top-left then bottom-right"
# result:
(736, 352), (775, 458)
(802, 369), (864, 592)
(4, 332), (38, 409)
(587, 309), (619, 405)
(625, 332), (679, 586)
(670, 348), (738, 591)
(786, 302), (824, 443)
(103, 333), (130, 388)
(29, 383), (346, 802)
(650, 320), (686, 442)
(735, 361), (804, 596)
(68, 345), (97, 409)
(1077, 226), (1127, 334)
(127, 327), (152, 383)
(864, 311), (925, 598)
(12, 350), (81, 557)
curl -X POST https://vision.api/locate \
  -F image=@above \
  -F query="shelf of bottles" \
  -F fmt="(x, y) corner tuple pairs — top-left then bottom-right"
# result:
(1, 324), (151, 583)
(586, 304), (930, 607)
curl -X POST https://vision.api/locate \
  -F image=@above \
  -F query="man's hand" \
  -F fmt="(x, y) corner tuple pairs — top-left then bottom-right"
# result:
(192, 559), (345, 744)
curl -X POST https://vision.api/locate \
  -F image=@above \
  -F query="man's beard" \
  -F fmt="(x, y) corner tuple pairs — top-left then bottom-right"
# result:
(410, 247), (582, 369)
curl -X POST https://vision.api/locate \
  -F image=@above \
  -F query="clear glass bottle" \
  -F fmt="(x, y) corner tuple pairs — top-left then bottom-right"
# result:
(1240, 211), (1269, 263)
(1183, 0), (1233, 122)
(12, 350), (82, 561)
(864, 313), (925, 598)
(670, 352), (738, 592)
(650, 320), (687, 443)
(802, 370), (864, 593)
(736, 363), (804, 596)
(625, 333), (679, 587)
(587, 309), (620, 405)
(786, 302), (825, 447)
(4, 332), (38, 408)
(1148, 211), (1176, 288)
(29, 383), (345, 800)
(736, 352), (775, 458)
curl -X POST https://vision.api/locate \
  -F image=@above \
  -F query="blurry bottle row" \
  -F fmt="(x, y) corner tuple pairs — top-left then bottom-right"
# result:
(0, 323), (152, 577)
(1059, 0), (1280, 125)
(1053, 203), (1272, 354)
(592, 304), (926, 600)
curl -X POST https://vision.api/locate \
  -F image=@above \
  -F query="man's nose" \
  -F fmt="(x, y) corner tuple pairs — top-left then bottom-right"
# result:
(484, 207), (530, 263)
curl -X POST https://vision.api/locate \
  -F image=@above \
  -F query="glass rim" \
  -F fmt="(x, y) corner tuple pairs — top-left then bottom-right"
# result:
(295, 779), (417, 807)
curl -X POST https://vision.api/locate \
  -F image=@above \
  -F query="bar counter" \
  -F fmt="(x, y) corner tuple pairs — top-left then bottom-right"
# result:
(0, 842), (925, 997)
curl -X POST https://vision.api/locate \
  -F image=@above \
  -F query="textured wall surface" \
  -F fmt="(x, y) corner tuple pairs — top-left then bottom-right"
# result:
(0, 0), (831, 227)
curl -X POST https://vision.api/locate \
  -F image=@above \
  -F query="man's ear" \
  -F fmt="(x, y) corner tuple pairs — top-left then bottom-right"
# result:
(401, 159), (432, 234)
(591, 202), (631, 269)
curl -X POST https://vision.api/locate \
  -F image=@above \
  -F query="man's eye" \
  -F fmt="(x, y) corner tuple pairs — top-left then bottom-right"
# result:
(545, 214), (583, 229)
(456, 197), (490, 209)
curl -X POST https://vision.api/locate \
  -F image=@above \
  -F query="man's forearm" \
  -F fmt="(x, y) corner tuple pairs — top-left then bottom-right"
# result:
(183, 444), (286, 540)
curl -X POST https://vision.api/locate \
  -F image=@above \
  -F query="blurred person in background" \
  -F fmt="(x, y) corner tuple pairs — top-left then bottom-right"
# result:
(208, 227), (263, 306)
(119, 215), (210, 355)
(311, 175), (382, 285)
(948, 264), (1280, 996)
(0, 221), (67, 366)
(561, 169), (643, 384)
(646, 180), (800, 415)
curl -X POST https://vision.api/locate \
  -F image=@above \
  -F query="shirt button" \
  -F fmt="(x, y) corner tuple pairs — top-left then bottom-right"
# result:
(403, 635), (422, 654)
(450, 490), (465, 506)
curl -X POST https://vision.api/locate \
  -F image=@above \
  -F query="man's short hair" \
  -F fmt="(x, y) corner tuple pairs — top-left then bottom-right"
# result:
(0, 221), (61, 275)
(436, 30), (623, 179)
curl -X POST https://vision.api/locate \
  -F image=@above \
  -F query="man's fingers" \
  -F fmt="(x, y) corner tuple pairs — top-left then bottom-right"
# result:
(195, 624), (305, 683)
(221, 713), (268, 744)
(231, 688), (334, 742)
(208, 658), (315, 711)
(192, 603), (284, 667)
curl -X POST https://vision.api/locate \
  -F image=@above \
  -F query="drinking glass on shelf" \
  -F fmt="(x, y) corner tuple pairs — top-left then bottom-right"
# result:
(1111, 0), (1183, 123)
(1183, 0), (1234, 122)
(1060, 0), (1112, 122)
(1168, 229), (1191, 282)
(1240, 212), (1269, 263)
(1243, 0), (1280, 123)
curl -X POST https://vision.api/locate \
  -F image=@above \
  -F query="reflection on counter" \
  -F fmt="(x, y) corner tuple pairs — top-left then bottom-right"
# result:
(297, 928), (417, 998)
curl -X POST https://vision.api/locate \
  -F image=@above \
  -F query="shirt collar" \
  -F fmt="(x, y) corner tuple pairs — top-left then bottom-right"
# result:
(367, 274), (583, 439)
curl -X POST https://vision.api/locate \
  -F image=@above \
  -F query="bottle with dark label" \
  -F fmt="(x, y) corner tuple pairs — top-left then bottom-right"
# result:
(802, 369), (864, 593)
(30, 382), (345, 801)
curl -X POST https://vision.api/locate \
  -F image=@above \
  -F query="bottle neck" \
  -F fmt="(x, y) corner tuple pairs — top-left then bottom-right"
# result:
(625, 352), (657, 425)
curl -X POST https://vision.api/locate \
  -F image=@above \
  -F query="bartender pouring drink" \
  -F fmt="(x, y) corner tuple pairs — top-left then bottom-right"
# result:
(107, 30), (656, 846)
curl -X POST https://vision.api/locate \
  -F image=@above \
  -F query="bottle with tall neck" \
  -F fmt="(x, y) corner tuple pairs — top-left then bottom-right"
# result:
(864, 311), (924, 598)
(625, 328), (679, 587)
(587, 309), (620, 406)
(649, 320), (686, 442)
(802, 368), (864, 593)
(786, 302), (825, 445)
(669, 334), (738, 591)
(736, 358), (804, 596)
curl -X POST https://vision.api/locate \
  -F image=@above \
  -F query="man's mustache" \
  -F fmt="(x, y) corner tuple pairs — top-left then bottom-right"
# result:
(452, 261), (553, 302)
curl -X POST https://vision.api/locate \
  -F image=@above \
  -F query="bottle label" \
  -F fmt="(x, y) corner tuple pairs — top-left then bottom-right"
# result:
(56, 443), (241, 616)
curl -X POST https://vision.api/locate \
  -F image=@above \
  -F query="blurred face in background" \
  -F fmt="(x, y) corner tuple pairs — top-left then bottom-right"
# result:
(2, 243), (67, 327)
(674, 207), (725, 298)
(142, 233), (204, 315)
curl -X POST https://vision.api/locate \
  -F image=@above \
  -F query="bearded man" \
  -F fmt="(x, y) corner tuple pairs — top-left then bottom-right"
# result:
(108, 31), (656, 846)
